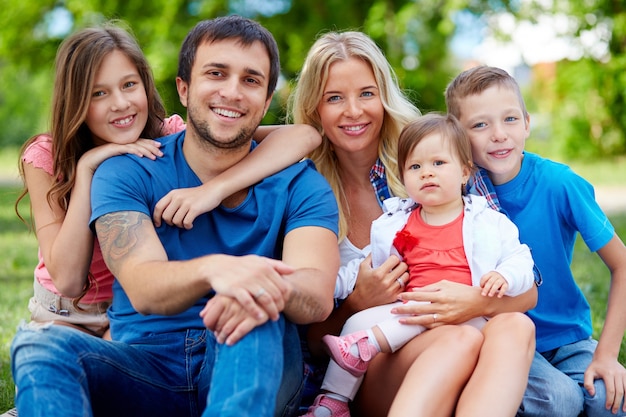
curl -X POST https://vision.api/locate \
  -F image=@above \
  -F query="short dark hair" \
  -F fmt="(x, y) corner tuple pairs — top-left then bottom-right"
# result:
(177, 15), (280, 98)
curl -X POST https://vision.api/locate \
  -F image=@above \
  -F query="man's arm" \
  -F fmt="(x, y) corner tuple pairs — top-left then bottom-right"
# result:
(280, 225), (339, 324)
(201, 225), (339, 345)
(95, 211), (289, 318)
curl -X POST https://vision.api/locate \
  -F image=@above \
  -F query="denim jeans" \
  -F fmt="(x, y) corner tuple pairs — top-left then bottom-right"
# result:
(518, 338), (625, 417)
(11, 316), (302, 417)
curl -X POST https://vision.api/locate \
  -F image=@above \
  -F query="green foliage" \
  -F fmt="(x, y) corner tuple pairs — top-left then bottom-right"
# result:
(511, 0), (626, 157)
(3, 0), (626, 155)
(0, 0), (528, 143)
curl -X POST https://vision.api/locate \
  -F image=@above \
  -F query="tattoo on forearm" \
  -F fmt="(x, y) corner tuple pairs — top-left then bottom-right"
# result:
(96, 212), (148, 268)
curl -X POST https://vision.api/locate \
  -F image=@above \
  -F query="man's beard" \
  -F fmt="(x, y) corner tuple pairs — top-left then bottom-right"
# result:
(187, 105), (256, 150)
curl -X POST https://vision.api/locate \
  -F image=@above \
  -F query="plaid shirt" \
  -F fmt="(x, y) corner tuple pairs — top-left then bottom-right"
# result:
(466, 167), (502, 213)
(370, 158), (392, 207)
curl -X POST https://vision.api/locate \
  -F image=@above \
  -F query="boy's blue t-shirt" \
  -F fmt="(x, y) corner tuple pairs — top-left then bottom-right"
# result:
(90, 131), (339, 343)
(493, 151), (614, 352)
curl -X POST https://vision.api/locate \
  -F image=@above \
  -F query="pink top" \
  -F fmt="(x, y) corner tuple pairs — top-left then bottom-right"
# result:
(22, 114), (186, 303)
(393, 207), (471, 291)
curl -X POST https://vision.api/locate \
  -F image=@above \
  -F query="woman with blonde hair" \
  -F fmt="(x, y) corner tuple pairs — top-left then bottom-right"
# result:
(290, 31), (537, 417)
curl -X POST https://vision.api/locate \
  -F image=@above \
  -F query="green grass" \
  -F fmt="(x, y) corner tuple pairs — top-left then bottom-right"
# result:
(0, 172), (625, 411)
(0, 185), (35, 412)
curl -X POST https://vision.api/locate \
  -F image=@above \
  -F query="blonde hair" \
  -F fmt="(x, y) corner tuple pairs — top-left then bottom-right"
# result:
(288, 31), (420, 240)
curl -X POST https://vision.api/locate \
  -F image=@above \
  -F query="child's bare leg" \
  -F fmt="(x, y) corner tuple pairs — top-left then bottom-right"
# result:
(456, 312), (535, 417)
(354, 325), (483, 417)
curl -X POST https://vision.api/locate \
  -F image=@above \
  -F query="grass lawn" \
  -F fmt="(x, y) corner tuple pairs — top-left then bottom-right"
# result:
(0, 163), (625, 412)
(0, 185), (36, 411)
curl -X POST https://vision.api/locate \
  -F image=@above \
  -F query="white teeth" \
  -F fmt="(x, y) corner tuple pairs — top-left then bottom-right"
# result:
(113, 116), (133, 126)
(343, 125), (365, 131)
(493, 150), (508, 155)
(213, 108), (242, 118)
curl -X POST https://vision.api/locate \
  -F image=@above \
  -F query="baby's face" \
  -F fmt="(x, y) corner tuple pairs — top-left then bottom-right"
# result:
(456, 85), (530, 185)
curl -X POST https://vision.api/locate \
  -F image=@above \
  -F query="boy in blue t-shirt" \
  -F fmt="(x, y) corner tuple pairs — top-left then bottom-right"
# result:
(446, 65), (626, 417)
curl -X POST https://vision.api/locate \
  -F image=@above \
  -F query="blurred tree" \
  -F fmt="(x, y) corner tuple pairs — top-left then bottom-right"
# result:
(1, 0), (624, 157)
(507, 0), (626, 157)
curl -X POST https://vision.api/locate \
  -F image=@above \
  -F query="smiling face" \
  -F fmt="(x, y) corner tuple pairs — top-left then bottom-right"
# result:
(86, 50), (149, 146)
(456, 85), (530, 185)
(402, 132), (470, 210)
(176, 38), (272, 150)
(316, 57), (384, 160)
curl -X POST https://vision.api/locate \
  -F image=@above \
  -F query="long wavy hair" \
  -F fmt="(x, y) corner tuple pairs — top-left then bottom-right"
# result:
(16, 21), (166, 218)
(15, 22), (166, 304)
(288, 31), (421, 241)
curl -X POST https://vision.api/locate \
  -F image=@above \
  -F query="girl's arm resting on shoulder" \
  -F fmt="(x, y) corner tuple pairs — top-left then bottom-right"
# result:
(153, 124), (322, 229)
(584, 234), (626, 412)
(393, 280), (537, 326)
(30, 140), (163, 298)
(25, 161), (95, 297)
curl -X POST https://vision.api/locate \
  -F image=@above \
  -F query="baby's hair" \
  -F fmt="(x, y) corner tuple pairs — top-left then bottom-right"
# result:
(445, 65), (528, 121)
(397, 113), (474, 186)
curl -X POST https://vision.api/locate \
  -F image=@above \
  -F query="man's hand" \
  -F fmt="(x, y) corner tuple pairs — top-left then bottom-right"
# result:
(207, 255), (292, 322)
(201, 294), (268, 345)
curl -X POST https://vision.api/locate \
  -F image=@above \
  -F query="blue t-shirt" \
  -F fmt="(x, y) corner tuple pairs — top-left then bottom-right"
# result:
(493, 152), (614, 352)
(90, 131), (339, 343)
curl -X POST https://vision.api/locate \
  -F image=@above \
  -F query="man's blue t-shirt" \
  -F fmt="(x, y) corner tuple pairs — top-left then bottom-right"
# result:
(90, 131), (339, 343)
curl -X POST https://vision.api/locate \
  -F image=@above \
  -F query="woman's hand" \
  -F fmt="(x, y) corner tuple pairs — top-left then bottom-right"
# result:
(349, 254), (408, 312)
(392, 280), (486, 327)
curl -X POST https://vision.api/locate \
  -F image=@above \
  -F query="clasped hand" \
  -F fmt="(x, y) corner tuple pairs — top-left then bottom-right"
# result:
(200, 255), (292, 346)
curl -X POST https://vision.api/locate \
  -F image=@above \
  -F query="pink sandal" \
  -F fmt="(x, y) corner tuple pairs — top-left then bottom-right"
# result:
(322, 330), (379, 377)
(300, 394), (350, 417)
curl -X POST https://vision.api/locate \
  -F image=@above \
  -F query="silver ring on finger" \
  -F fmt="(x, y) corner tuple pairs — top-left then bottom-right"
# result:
(433, 313), (438, 323)
(396, 278), (405, 288)
(254, 288), (266, 298)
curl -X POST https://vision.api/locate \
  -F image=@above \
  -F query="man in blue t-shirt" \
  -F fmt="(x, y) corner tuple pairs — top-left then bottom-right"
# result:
(11, 16), (339, 417)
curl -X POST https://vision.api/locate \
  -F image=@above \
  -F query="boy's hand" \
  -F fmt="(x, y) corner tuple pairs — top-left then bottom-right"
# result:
(584, 355), (626, 414)
(153, 186), (220, 229)
(480, 271), (509, 298)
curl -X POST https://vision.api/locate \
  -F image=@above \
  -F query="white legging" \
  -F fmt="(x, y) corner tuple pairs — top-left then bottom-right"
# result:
(321, 300), (486, 400)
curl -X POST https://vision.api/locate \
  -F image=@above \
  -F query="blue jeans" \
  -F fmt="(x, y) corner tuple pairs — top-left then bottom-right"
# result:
(11, 317), (303, 417)
(518, 338), (625, 417)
